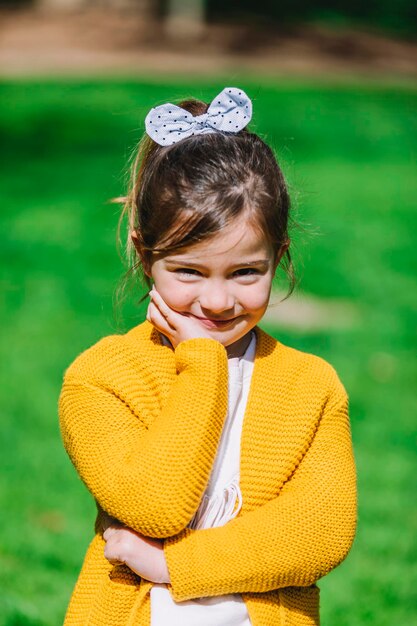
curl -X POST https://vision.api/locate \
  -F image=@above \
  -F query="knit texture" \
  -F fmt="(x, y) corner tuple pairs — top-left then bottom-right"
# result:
(59, 321), (357, 625)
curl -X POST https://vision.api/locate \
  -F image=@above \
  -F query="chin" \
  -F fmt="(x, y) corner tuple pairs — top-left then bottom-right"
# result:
(212, 326), (254, 345)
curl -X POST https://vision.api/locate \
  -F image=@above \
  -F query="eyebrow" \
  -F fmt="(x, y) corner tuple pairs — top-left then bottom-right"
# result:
(164, 258), (270, 268)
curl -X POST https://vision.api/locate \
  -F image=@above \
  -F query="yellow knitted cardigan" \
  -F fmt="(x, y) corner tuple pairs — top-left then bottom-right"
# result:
(59, 320), (357, 626)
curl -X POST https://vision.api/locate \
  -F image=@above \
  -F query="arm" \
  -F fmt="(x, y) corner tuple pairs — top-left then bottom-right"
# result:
(163, 387), (357, 600)
(59, 337), (228, 538)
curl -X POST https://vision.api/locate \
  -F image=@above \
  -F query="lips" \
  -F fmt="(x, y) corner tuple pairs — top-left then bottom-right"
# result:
(192, 315), (237, 329)
(197, 316), (235, 322)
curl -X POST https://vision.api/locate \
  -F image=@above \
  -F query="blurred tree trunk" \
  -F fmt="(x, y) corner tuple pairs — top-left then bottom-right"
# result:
(164, 0), (206, 39)
(142, 0), (164, 21)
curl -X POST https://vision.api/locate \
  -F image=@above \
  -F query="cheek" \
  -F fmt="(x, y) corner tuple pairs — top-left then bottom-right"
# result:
(154, 276), (196, 310)
(240, 281), (273, 312)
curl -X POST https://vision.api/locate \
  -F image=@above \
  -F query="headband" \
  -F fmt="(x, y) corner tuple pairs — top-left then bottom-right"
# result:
(144, 86), (252, 146)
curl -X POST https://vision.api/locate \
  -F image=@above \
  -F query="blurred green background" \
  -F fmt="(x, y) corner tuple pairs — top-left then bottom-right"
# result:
(1, 77), (416, 625)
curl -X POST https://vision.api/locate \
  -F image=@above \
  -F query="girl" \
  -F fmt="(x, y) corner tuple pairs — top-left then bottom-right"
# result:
(59, 86), (357, 626)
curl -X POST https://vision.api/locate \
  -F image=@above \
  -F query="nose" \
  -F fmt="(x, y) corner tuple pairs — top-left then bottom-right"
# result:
(198, 281), (235, 316)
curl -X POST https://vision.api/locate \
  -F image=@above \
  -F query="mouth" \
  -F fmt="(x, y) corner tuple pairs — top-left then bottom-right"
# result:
(191, 314), (238, 329)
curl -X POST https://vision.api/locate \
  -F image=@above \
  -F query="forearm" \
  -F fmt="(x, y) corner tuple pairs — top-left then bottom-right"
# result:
(163, 392), (357, 600)
(60, 338), (229, 538)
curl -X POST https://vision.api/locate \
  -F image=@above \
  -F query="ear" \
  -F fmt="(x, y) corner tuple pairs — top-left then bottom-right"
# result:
(274, 239), (290, 270)
(131, 230), (152, 277)
(131, 229), (141, 253)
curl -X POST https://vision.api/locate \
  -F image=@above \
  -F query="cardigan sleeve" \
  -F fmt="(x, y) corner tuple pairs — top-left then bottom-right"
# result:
(59, 337), (228, 539)
(163, 386), (357, 599)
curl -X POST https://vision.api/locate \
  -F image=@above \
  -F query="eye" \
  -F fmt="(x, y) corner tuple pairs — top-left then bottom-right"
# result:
(233, 268), (259, 277)
(174, 268), (201, 277)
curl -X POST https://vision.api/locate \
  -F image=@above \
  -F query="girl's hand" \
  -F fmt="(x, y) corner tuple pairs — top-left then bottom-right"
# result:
(103, 525), (171, 584)
(146, 288), (214, 349)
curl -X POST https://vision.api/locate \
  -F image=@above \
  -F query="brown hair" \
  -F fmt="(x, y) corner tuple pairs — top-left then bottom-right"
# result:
(116, 95), (295, 309)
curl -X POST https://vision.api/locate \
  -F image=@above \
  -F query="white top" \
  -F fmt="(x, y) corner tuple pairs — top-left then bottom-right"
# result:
(150, 332), (256, 626)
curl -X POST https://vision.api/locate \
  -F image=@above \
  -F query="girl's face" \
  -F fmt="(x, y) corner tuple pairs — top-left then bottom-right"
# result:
(147, 219), (281, 350)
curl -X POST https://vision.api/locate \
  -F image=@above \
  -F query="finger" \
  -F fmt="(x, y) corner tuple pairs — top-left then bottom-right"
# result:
(106, 557), (123, 566)
(147, 300), (176, 333)
(104, 543), (123, 565)
(149, 289), (174, 320)
(103, 526), (119, 541)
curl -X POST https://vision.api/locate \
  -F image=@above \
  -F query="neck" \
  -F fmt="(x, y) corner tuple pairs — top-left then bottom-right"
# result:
(226, 331), (253, 359)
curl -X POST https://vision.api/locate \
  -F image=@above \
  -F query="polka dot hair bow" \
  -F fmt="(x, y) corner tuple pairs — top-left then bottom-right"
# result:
(145, 86), (252, 146)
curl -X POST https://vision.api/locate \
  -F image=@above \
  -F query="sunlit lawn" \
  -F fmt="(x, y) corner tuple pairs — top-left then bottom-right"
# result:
(0, 77), (416, 625)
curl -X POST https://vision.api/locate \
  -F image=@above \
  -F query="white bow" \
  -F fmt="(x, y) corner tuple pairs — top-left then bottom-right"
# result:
(145, 86), (252, 146)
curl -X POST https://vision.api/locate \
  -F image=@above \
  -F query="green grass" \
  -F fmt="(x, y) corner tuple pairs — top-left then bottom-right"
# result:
(1, 77), (416, 625)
